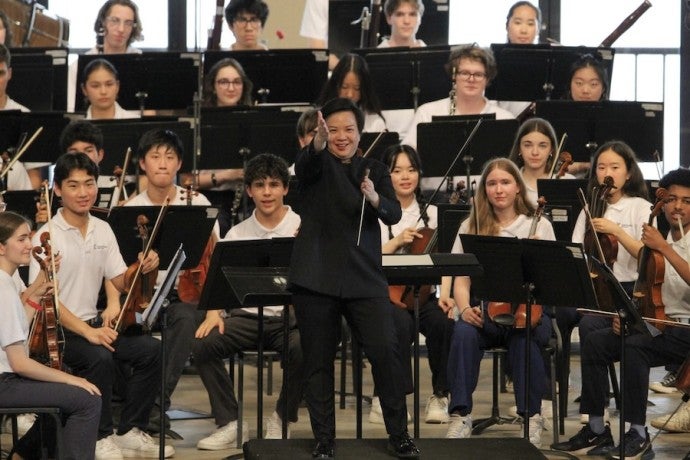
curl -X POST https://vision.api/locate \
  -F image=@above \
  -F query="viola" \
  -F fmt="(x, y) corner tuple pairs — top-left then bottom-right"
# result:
(487, 197), (546, 329)
(115, 201), (169, 332)
(388, 226), (437, 309)
(177, 181), (215, 303)
(28, 232), (63, 370)
(632, 188), (669, 330)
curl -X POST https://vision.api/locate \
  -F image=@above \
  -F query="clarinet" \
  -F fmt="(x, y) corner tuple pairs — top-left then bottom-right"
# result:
(96, 24), (105, 54)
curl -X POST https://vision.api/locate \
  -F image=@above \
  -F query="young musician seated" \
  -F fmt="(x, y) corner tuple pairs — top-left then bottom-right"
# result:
(441, 157), (554, 447)
(378, 0), (426, 48)
(553, 168), (690, 459)
(28, 153), (172, 458)
(0, 211), (102, 460)
(193, 153), (305, 450)
(124, 128), (210, 433)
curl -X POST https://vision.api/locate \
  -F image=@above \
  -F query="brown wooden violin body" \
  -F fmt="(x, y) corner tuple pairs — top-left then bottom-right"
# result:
(28, 232), (62, 370)
(388, 227), (436, 309)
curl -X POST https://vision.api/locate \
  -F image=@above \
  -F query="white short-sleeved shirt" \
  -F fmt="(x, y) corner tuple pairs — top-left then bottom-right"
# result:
(401, 97), (516, 150)
(86, 101), (140, 120)
(223, 206), (300, 315)
(6, 161), (34, 191)
(572, 195), (652, 283)
(364, 112), (387, 133)
(521, 168), (576, 208)
(300, 0), (328, 43)
(29, 210), (127, 321)
(1, 97), (30, 112)
(451, 213), (556, 254)
(380, 201), (438, 251)
(125, 185), (213, 286)
(377, 39), (427, 48)
(0, 270), (29, 374)
(661, 231), (690, 319)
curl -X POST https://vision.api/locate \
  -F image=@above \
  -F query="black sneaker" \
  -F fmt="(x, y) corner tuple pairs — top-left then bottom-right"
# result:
(312, 439), (335, 458)
(607, 428), (654, 460)
(387, 432), (420, 458)
(551, 423), (614, 455)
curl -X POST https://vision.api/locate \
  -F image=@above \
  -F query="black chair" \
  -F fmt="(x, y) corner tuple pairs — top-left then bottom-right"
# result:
(0, 407), (62, 459)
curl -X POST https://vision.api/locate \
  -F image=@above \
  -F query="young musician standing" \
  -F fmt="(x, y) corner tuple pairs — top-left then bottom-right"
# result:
(193, 153), (305, 449)
(505, 1), (540, 44)
(378, 144), (453, 425)
(553, 167), (690, 459)
(443, 158), (554, 447)
(288, 98), (419, 459)
(0, 211), (102, 460)
(28, 153), (170, 459)
(378, 0), (426, 48)
(225, 0), (270, 51)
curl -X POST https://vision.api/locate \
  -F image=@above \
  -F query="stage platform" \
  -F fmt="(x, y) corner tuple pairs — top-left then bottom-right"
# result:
(243, 438), (546, 459)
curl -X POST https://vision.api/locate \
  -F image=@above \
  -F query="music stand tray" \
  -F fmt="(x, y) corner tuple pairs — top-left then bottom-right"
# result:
(141, 244), (187, 330)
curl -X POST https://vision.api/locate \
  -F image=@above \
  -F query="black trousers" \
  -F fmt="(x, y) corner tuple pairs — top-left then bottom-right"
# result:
(580, 325), (690, 425)
(62, 330), (160, 439)
(292, 290), (408, 442)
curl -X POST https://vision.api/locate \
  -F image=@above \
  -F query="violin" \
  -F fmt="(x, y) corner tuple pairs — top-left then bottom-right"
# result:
(632, 188), (669, 330)
(177, 181), (214, 304)
(553, 152), (573, 179)
(28, 231), (63, 370)
(487, 197), (546, 329)
(579, 176), (620, 310)
(115, 200), (168, 332)
(388, 226), (438, 309)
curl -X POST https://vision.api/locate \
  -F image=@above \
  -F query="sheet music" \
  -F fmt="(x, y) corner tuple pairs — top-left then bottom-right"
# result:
(382, 254), (434, 266)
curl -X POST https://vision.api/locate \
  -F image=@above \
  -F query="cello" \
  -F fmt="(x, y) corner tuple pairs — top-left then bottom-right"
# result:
(632, 187), (669, 329)
(486, 197), (546, 328)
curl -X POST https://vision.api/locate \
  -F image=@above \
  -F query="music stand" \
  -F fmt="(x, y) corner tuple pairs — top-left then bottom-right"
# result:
(0, 112), (69, 164)
(92, 118), (194, 174)
(359, 131), (400, 163)
(536, 179), (589, 242)
(7, 47), (68, 111)
(107, 205), (218, 269)
(75, 53), (199, 112)
(353, 46), (453, 110)
(3, 190), (40, 226)
(460, 235), (598, 449)
(535, 100), (664, 162)
(486, 44), (614, 102)
(198, 238), (294, 449)
(416, 119), (519, 186)
(383, 253), (483, 438)
(138, 244), (186, 459)
(203, 50), (328, 104)
(436, 203), (471, 252)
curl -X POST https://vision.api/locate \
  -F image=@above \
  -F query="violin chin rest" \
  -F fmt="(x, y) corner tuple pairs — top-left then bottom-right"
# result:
(493, 314), (516, 327)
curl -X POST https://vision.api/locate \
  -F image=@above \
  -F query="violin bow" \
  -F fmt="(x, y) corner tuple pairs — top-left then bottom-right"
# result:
(547, 133), (568, 178)
(0, 127), (43, 180)
(577, 188), (608, 264)
(43, 185), (60, 318)
(109, 147), (132, 214)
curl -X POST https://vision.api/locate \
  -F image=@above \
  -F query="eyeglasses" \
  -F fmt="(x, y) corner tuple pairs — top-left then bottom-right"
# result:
(105, 16), (136, 29)
(234, 16), (262, 26)
(457, 70), (487, 81)
(216, 78), (243, 89)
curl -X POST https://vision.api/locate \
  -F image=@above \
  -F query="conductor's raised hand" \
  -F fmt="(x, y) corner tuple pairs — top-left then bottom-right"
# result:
(313, 111), (329, 151)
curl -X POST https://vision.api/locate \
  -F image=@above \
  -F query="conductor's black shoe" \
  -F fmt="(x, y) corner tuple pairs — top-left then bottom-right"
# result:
(387, 432), (420, 458)
(607, 428), (654, 460)
(551, 423), (614, 455)
(312, 439), (334, 458)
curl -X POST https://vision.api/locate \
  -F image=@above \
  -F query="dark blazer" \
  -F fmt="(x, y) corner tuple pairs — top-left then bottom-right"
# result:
(288, 142), (401, 298)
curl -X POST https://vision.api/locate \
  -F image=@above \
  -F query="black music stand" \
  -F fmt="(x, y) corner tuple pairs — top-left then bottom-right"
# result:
(107, 206), (218, 269)
(358, 131), (400, 163)
(486, 44), (614, 102)
(352, 45), (453, 110)
(7, 47), (68, 111)
(460, 235), (597, 453)
(0, 112), (68, 164)
(92, 118), (195, 175)
(436, 203), (471, 252)
(535, 100), (664, 162)
(382, 253), (482, 438)
(203, 50), (328, 104)
(198, 238), (294, 453)
(416, 119), (519, 186)
(74, 53), (199, 112)
(536, 179), (589, 242)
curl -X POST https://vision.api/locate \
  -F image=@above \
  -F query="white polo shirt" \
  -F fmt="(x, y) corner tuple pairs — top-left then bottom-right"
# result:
(662, 231), (690, 319)
(451, 213), (556, 254)
(380, 201), (438, 251)
(29, 209), (127, 322)
(0, 270), (28, 373)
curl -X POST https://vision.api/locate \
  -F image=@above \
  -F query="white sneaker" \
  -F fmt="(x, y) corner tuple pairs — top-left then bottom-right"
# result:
(264, 411), (291, 439)
(446, 414), (472, 438)
(580, 408), (610, 424)
(649, 371), (678, 394)
(113, 427), (174, 458)
(197, 420), (249, 450)
(651, 402), (690, 432)
(95, 435), (124, 460)
(368, 396), (412, 425)
(425, 395), (450, 424)
(508, 400), (552, 428)
(528, 414), (544, 448)
(2, 413), (36, 436)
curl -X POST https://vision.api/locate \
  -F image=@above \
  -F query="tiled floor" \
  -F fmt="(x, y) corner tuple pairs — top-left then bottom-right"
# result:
(3, 353), (689, 459)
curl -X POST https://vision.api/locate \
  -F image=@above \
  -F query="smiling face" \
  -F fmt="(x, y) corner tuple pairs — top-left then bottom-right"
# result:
(247, 175), (288, 219)
(390, 152), (419, 201)
(519, 130), (552, 174)
(326, 110), (360, 161)
(54, 168), (98, 216)
(214, 64), (244, 107)
(0, 223), (33, 267)
(664, 184), (690, 232)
